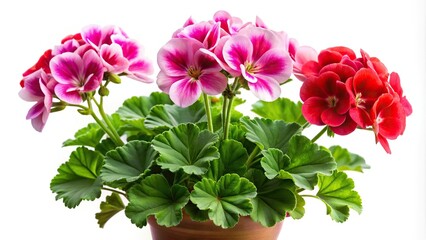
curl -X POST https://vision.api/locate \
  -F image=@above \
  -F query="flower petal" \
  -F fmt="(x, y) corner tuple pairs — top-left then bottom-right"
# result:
(100, 43), (129, 73)
(302, 97), (328, 125)
(223, 35), (253, 72)
(199, 72), (228, 95)
(321, 108), (346, 127)
(254, 48), (293, 83)
(81, 25), (102, 49)
(54, 84), (82, 104)
(126, 59), (154, 83)
(157, 38), (202, 77)
(82, 50), (104, 92)
(247, 75), (281, 101)
(50, 52), (83, 85)
(330, 117), (357, 135)
(169, 78), (202, 107)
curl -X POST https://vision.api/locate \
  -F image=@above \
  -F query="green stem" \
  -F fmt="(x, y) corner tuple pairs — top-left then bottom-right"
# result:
(246, 146), (261, 168)
(311, 126), (328, 143)
(299, 194), (319, 199)
(93, 97), (124, 146)
(222, 95), (229, 130)
(86, 96), (123, 146)
(223, 79), (240, 139)
(102, 187), (128, 199)
(203, 93), (214, 132)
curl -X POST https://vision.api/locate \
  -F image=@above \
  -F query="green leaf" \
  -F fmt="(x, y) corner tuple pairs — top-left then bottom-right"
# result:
(145, 101), (206, 130)
(50, 147), (103, 208)
(252, 98), (306, 125)
(115, 92), (172, 134)
(95, 193), (125, 228)
(152, 123), (219, 175)
(190, 174), (257, 228)
(206, 139), (248, 180)
(116, 92), (172, 119)
(260, 135), (337, 190)
(246, 169), (296, 227)
(184, 201), (209, 222)
(63, 123), (105, 148)
(101, 140), (157, 184)
(288, 192), (305, 219)
(329, 146), (370, 172)
(317, 171), (362, 222)
(260, 148), (291, 180)
(241, 117), (301, 152)
(125, 174), (190, 227)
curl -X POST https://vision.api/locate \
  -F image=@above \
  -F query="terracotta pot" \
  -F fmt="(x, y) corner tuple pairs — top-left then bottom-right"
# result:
(148, 213), (283, 240)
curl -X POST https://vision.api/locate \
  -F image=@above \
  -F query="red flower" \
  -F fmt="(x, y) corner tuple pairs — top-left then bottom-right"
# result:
(388, 72), (412, 116)
(346, 68), (388, 128)
(300, 71), (355, 134)
(301, 46), (358, 80)
(371, 93), (406, 154)
(22, 49), (53, 78)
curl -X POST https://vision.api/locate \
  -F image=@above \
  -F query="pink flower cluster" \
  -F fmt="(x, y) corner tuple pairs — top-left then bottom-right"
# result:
(293, 46), (412, 153)
(157, 10), (293, 107)
(19, 25), (153, 131)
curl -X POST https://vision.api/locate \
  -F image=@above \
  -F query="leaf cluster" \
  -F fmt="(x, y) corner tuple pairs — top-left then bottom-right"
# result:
(50, 93), (369, 229)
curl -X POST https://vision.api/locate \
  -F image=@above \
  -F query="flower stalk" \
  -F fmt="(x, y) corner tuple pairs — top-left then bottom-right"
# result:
(203, 93), (214, 132)
(223, 78), (241, 139)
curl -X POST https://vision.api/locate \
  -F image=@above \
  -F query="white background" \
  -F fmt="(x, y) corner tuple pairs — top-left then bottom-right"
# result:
(1, 0), (425, 239)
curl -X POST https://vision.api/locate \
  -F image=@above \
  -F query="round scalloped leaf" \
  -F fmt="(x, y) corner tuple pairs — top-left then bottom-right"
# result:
(241, 117), (301, 153)
(50, 147), (103, 208)
(152, 123), (219, 175)
(125, 174), (190, 227)
(246, 169), (296, 227)
(190, 174), (257, 228)
(100, 140), (157, 184)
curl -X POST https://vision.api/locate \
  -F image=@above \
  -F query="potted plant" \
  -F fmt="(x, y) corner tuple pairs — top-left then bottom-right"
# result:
(19, 10), (412, 240)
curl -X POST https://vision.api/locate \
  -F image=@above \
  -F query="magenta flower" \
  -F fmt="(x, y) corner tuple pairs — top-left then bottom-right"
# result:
(112, 36), (154, 82)
(157, 38), (228, 107)
(50, 49), (104, 104)
(175, 21), (222, 51)
(222, 25), (293, 101)
(19, 69), (54, 132)
(82, 25), (153, 82)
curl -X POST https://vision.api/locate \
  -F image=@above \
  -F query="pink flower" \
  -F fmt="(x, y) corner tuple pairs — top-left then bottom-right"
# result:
(212, 10), (244, 35)
(222, 25), (293, 101)
(175, 21), (222, 51)
(289, 38), (318, 81)
(157, 38), (228, 107)
(50, 49), (104, 104)
(82, 25), (153, 82)
(19, 69), (55, 132)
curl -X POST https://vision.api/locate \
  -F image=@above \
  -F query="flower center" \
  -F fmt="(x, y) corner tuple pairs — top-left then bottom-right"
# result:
(187, 66), (201, 80)
(355, 93), (366, 108)
(327, 96), (338, 108)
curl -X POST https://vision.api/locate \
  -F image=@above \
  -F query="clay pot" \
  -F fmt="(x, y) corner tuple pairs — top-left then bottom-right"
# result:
(148, 213), (283, 240)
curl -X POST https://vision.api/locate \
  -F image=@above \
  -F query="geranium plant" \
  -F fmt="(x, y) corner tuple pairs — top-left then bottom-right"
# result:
(19, 10), (412, 233)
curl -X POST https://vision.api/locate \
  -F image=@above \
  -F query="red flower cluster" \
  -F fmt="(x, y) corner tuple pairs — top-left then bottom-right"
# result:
(296, 46), (412, 153)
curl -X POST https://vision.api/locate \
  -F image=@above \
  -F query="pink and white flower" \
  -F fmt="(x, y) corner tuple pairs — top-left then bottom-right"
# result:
(157, 38), (228, 107)
(222, 25), (293, 101)
(19, 69), (55, 132)
(50, 49), (104, 104)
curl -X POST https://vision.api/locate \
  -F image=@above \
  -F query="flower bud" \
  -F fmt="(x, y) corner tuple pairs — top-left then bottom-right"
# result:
(108, 73), (122, 84)
(99, 86), (110, 96)
(77, 109), (90, 115)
